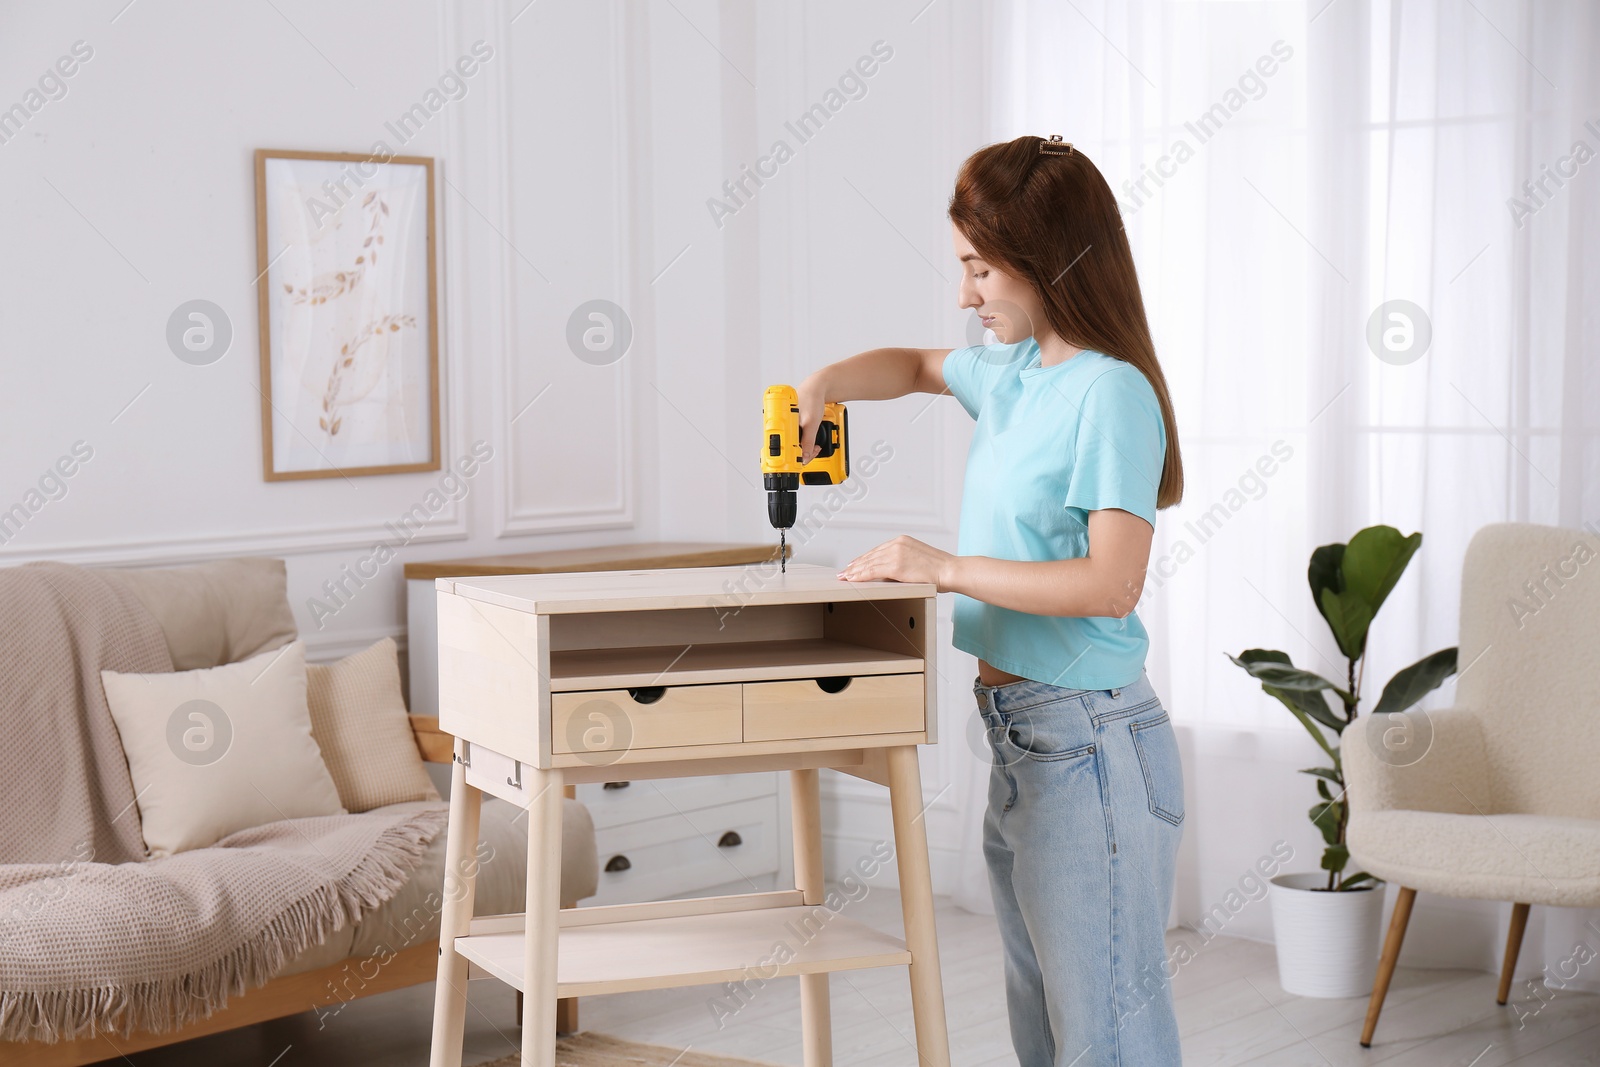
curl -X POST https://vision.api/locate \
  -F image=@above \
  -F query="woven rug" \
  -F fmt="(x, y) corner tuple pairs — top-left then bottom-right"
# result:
(480, 1030), (785, 1066)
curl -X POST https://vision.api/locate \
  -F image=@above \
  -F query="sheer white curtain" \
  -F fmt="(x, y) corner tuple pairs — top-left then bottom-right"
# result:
(947, 0), (1600, 988)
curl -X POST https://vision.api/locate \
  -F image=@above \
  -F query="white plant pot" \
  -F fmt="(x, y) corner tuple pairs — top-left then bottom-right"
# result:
(1268, 871), (1387, 998)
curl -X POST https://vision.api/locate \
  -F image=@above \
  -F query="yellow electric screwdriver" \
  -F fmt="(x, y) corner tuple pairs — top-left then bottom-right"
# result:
(761, 384), (848, 572)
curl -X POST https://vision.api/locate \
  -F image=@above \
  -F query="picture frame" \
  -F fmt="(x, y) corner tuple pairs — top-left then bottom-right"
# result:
(253, 148), (441, 481)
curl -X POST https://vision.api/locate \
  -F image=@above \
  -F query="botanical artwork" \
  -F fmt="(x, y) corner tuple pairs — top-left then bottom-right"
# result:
(255, 151), (439, 479)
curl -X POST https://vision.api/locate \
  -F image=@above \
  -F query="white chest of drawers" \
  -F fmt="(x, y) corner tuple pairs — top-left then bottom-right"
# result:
(576, 773), (785, 906)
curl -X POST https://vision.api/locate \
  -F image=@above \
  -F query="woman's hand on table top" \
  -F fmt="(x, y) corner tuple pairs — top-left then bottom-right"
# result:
(837, 535), (956, 591)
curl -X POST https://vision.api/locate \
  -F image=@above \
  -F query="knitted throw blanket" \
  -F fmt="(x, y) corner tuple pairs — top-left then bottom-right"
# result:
(0, 562), (447, 1043)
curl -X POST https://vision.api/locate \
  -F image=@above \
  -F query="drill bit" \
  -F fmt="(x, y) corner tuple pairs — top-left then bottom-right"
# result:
(779, 529), (787, 573)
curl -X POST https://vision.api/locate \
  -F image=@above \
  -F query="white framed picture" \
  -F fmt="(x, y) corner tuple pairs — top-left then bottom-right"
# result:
(253, 149), (441, 480)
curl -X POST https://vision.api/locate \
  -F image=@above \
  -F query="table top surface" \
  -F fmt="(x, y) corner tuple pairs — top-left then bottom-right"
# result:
(403, 540), (785, 581)
(438, 562), (937, 614)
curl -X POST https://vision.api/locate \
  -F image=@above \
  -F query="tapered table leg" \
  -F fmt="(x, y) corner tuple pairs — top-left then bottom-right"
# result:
(791, 767), (834, 1067)
(886, 745), (950, 1067)
(521, 766), (565, 1067)
(430, 740), (484, 1067)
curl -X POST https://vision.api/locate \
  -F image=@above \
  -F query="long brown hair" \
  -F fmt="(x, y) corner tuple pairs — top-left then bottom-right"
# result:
(948, 135), (1184, 510)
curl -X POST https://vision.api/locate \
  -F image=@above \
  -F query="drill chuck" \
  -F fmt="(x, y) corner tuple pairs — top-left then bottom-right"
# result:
(765, 472), (798, 529)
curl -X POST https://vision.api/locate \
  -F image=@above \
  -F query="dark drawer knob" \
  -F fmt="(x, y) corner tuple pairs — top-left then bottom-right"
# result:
(627, 686), (666, 704)
(602, 781), (631, 790)
(604, 854), (631, 872)
(718, 831), (742, 848)
(815, 676), (852, 694)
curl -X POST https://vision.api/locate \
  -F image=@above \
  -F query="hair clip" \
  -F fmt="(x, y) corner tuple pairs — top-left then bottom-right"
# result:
(1039, 134), (1073, 156)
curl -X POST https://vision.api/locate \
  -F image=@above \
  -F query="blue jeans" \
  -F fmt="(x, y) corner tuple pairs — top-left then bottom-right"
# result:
(974, 668), (1185, 1066)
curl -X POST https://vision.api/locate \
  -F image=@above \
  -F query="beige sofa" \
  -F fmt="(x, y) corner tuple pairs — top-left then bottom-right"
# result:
(3, 558), (598, 1067)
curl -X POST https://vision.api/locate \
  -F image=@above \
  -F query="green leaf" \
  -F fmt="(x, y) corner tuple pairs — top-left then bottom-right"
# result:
(1310, 801), (1343, 845)
(1321, 842), (1350, 872)
(1316, 778), (1333, 801)
(1269, 684), (1348, 735)
(1227, 650), (1345, 739)
(1372, 647), (1459, 717)
(1307, 543), (1344, 611)
(1343, 526), (1422, 625)
(1308, 543), (1350, 650)
(1300, 766), (1343, 784)
(1233, 647), (1294, 669)
(1269, 687), (1339, 759)
(1307, 527), (1423, 660)
(1338, 871), (1377, 890)
(1317, 585), (1373, 661)
(1227, 651), (1354, 720)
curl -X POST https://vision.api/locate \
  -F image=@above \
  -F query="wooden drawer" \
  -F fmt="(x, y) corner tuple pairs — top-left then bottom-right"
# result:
(587, 796), (781, 906)
(551, 682), (742, 756)
(743, 672), (924, 742)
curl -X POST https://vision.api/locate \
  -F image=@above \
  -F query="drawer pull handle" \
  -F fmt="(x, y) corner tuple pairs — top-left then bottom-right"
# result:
(507, 760), (522, 790)
(718, 830), (742, 848)
(603, 781), (631, 790)
(627, 686), (666, 704)
(815, 676), (852, 694)
(604, 854), (632, 873)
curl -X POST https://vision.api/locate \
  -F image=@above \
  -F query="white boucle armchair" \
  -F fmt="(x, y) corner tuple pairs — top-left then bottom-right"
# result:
(1344, 522), (1600, 1047)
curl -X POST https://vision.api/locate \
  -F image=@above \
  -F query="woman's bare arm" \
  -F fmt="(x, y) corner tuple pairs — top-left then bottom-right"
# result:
(940, 509), (1153, 617)
(797, 347), (952, 462)
(840, 509), (1154, 619)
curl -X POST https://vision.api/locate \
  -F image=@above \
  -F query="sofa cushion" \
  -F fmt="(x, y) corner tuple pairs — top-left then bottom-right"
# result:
(100, 640), (346, 856)
(307, 637), (441, 812)
(101, 557), (298, 671)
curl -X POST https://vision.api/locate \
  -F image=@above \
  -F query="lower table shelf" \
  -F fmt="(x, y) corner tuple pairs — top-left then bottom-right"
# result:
(455, 904), (913, 998)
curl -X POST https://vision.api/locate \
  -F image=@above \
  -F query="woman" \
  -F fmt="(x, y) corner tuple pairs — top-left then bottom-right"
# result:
(797, 135), (1187, 1066)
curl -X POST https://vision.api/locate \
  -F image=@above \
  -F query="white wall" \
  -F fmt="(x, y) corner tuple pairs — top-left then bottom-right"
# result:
(0, 0), (990, 891)
(0, 0), (766, 649)
(2, 0), (500, 664)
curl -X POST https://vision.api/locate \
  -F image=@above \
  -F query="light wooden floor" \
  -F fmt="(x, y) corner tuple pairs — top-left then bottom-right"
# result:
(105, 886), (1600, 1066)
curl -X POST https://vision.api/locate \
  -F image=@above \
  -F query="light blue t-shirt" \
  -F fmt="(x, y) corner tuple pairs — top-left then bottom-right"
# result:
(942, 338), (1166, 689)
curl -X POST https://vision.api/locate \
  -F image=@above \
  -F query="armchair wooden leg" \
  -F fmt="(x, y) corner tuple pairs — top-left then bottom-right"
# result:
(1360, 886), (1416, 1048)
(1497, 902), (1531, 1005)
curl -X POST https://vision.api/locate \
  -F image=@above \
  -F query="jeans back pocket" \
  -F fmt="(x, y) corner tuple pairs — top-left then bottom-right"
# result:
(1129, 712), (1185, 826)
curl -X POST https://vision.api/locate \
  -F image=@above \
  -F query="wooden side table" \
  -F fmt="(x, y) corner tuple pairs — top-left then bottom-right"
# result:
(427, 563), (950, 1067)
(403, 542), (785, 719)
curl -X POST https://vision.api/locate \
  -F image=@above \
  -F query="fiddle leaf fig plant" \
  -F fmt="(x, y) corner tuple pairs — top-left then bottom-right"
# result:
(1229, 525), (1458, 891)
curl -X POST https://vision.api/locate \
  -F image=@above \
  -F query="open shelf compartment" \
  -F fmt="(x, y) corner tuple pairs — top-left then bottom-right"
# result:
(548, 637), (921, 690)
(455, 904), (912, 998)
(546, 598), (929, 691)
